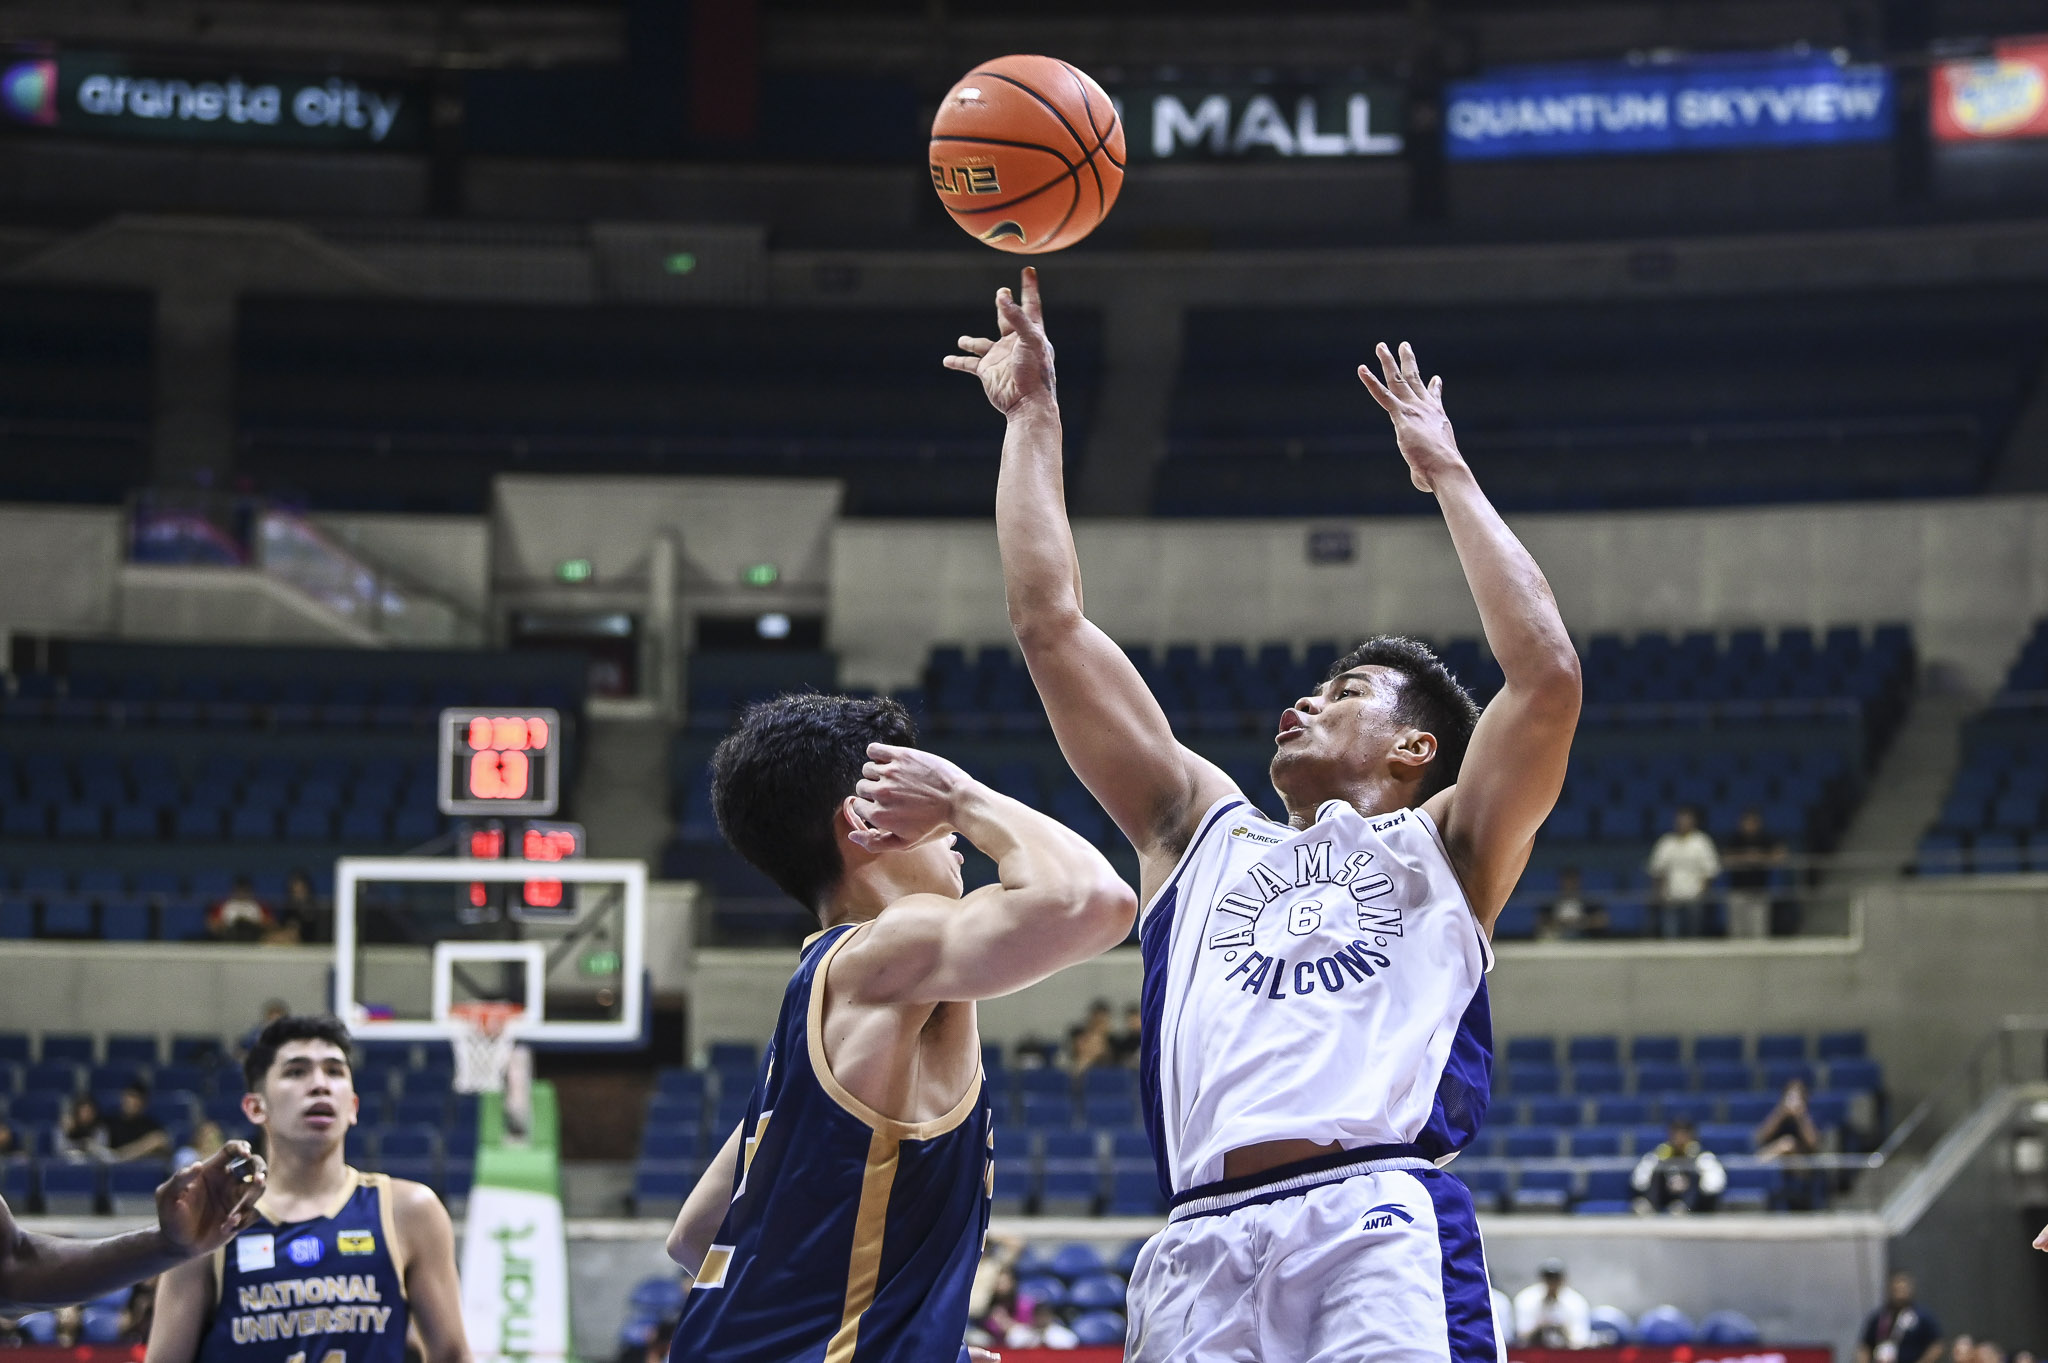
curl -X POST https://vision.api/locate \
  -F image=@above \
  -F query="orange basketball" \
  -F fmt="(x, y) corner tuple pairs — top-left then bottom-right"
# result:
(929, 55), (1126, 254)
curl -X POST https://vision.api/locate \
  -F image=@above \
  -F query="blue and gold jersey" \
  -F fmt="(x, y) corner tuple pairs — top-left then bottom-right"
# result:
(200, 1171), (410, 1363)
(672, 923), (994, 1363)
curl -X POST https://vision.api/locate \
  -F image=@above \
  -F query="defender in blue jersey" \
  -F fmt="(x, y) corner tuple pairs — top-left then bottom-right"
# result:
(148, 1017), (471, 1363)
(664, 695), (1136, 1362)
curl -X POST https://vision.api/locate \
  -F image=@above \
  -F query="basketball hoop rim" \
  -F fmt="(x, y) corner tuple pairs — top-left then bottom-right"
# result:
(449, 1000), (528, 1037)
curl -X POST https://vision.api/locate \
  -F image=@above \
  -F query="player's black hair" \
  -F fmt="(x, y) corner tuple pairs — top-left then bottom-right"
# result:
(1326, 636), (1483, 800)
(710, 692), (919, 919)
(243, 1014), (355, 1093)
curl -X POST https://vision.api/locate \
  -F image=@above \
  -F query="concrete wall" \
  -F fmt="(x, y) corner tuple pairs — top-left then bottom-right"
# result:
(313, 512), (491, 618)
(0, 504), (122, 637)
(114, 565), (381, 647)
(830, 496), (2048, 693)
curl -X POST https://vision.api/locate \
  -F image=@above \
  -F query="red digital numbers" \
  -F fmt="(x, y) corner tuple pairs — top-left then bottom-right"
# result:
(521, 828), (577, 861)
(463, 715), (551, 801)
(468, 827), (505, 859)
(469, 749), (531, 800)
(522, 879), (564, 909)
(466, 716), (550, 752)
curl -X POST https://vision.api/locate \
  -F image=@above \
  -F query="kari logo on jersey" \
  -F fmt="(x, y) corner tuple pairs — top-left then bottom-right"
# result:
(286, 1236), (324, 1266)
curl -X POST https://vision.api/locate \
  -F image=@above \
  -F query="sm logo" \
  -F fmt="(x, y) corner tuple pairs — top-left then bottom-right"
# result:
(930, 162), (1000, 195)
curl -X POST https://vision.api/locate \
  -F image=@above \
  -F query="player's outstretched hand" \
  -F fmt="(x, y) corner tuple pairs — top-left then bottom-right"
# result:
(848, 743), (973, 853)
(156, 1141), (267, 1257)
(2035, 1220), (2047, 1251)
(1358, 341), (1467, 493)
(944, 266), (1057, 418)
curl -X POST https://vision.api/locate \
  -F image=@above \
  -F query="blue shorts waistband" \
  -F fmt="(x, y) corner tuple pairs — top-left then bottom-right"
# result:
(1169, 1143), (1429, 1221)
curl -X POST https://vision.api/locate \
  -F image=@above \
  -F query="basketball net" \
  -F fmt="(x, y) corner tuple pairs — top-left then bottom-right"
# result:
(449, 1001), (533, 1142)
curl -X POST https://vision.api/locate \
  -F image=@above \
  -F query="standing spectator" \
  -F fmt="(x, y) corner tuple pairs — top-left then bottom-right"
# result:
(1721, 807), (1788, 938)
(1512, 1259), (1591, 1347)
(206, 878), (272, 943)
(1974, 1345), (2005, 1363)
(266, 869), (326, 945)
(55, 1096), (108, 1162)
(1753, 1077), (1823, 1159)
(1631, 1117), (1725, 1213)
(1647, 806), (1720, 938)
(1854, 1272), (1942, 1363)
(103, 1084), (170, 1162)
(1535, 867), (1608, 941)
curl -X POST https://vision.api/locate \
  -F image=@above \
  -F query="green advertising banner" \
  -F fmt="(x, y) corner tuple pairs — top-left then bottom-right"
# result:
(0, 50), (424, 149)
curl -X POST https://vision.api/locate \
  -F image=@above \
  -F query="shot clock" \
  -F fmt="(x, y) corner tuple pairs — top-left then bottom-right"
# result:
(439, 707), (561, 816)
(456, 817), (585, 923)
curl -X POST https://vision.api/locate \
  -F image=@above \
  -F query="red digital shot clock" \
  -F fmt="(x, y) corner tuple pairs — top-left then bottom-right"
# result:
(438, 707), (562, 816)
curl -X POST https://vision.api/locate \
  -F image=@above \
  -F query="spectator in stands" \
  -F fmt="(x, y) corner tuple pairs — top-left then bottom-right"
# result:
(1753, 1077), (1823, 1160)
(1974, 1345), (2005, 1363)
(1013, 1301), (1078, 1351)
(976, 1268), (1026, 1345)
(267, 869), (325, 945)
(1535, 866), (1607, 941)
(237, 1000), (291, 1058)
(119, 1279), (156, 1343)
(55, 1096), (108, 1162)
(1513, 1259), (1591, 1347)
(172, 1120), (227, 1171)
(104, 1083), (170, 1162)
(1068, 1000), (1116, 1073)
(1722, 807), (1787, 939)
(0, 1120), (20, 1162)
(1854, 1271), (1943, 1363)
(50, 1304), (82, 1347)
(643, 1315), (677, 1363)
(1647, 806), (1720, 938)
(1949, 1334), (1975, 1363)
(207, 877), (272, 943)
(1631, 1116), (1725, 1214)
(1108, 1004), (1143, 1066)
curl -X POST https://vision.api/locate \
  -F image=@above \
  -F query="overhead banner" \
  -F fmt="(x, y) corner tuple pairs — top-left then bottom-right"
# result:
(0, 50), (423, 149)
(1932, 36), (2048, 142)
(1446, 51), (1892, 159)
(1115, 83), (1404, 160)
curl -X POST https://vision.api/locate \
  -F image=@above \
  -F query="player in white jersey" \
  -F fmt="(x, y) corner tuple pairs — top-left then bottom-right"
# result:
(947, 269), (1581, 1362)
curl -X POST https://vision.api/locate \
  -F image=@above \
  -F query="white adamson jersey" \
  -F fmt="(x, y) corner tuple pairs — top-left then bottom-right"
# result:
(1137, 794), (1496, 1200)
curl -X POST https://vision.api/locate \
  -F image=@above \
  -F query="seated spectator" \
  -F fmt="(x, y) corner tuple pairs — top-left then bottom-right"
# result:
(56, 1095), (108, 1162)
(1068, 1000), (1115, 1073)
(51, 1305), (82, 1348)
(119, 1279), (156, 1343)
(1754, 1077), (1823, 1160)
(1535, 867), (1608, 941)
(105, 1082), (171, 1161)
(1950, 1335), (1975, 1363)
(267, 868), (327, 945)
(1108, 1004), (1143, 1066)
(1855, 1272), (1942, 1363)
(174, 1118), (228, 1170)
(1513, 1259), (1591, 1347)
(0, 1120), (21, 1161)
(208, 877), (274, 942)
(1631, 1116), (1725, 1214)
(1722, 807), (1788, 939)
(238, 999), (292, 1057)
(1007, 1301), (1078, 1351)
(977, 1268), (1027, 1346)
(1648, 806), (1719, 938)
(1974, 1345), (2005, 1363)
(966, 1234), (1023, 1349)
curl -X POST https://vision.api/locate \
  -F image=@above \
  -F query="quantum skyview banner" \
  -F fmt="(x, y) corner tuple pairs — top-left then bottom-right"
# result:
(1932, 36), (2048, 142)
(1445, 51), (1892, 159)
(0, 50), (423, 149)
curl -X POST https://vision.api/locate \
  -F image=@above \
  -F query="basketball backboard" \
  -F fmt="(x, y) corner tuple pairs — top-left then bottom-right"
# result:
(334, 856), (647, 1047)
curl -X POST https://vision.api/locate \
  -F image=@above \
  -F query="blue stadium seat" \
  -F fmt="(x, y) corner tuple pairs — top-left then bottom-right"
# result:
(1503, 1129), (1559, 1159)
(101, 900), (152, 941)
(1699, 1310), (1762, 1345)
(160, 900), (210, 941)
(1595, 1098), (1650, 1126)
(1567, 1036), (1620, 1066)
(1817, 1031), (1867, 1060)
(379, 1126), (440, 1158)
(40, 1161), (100, 1214)
(1630, 1036), (1682, 1064)
(1635, 1064), (1690, 1094)
(1512, 1169), (1573, 1211)
(1755, 1034), (1807, 1061)
(1572, 1065), (1624, 1095)
(1825, 1059), (1882, 1092)
(0, 900), (31, 939)
(1508, 1066), (1561, 1097)
(40, 1035), (94, 1063)
(1505, 1037), (1557, 1067)
(1070, 1311), (1127, 1348)
(40, 897), (95, 938)
(1039, 1168), (1099, 1214)
(640, 1127), (697, 1161)
(1698, 1063), (1754, 1093)
(1636, 1306), (1696, 1345)
(1526, 1100), (1581, 1128)
(1453, 1166), (1507, 1210)
(630, 1161), (697, 1213)
(1692, 1035), (1744, 1063)
(106, 1161), (168, 1215)
(992, 1159), (1035, 1214)
(1569, 1128), (1623, 1158)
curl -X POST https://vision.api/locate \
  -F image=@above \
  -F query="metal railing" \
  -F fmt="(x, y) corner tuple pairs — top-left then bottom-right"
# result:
(254, 509), (481, 645)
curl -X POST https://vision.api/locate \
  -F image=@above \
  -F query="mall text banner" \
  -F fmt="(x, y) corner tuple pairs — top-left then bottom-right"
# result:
(0, 50), (423, 149)
(1932, 35), (2048, 142)
(1446, 52), (1891, 159)
(1115, 83), (1404, 160)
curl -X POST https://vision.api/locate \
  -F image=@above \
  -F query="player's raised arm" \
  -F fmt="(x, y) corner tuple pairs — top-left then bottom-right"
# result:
(1360, 343), (1581, 923)
(391, 1183), (471, 1363)
(948, 268), (1236, 867)
(827, 744), (1136, 1005)
(667, 1124), (742, 1276)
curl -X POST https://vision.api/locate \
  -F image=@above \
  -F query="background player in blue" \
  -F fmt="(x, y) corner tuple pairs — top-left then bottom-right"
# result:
(662, 694), (1137, 1362)
(952, 269), (1582, 1361)
(146, 1016), (471, 1363)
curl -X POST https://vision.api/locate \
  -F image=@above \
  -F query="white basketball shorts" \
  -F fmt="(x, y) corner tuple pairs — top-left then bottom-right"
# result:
(1124, 1162), (1503, 1363)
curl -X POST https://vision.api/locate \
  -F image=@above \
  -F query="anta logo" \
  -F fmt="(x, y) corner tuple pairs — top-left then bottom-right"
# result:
(1359, 1203), (1415, 1231)
(930, 162), (1000, 194)
(1228, 822), (1285, 846)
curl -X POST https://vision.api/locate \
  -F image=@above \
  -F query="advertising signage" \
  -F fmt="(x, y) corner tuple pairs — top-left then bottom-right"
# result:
(0, 50), (423, 149)
(1116, 83), (1404, 160)
(1932, 35), (2048, 142)
(1446, 51), (1891, 159)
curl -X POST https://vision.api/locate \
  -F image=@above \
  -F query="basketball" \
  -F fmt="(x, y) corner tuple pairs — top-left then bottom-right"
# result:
(929, 55), (1126, 254)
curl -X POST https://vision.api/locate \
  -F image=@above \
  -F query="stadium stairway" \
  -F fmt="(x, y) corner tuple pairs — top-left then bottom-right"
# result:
(1830, 689), (1973, 880)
